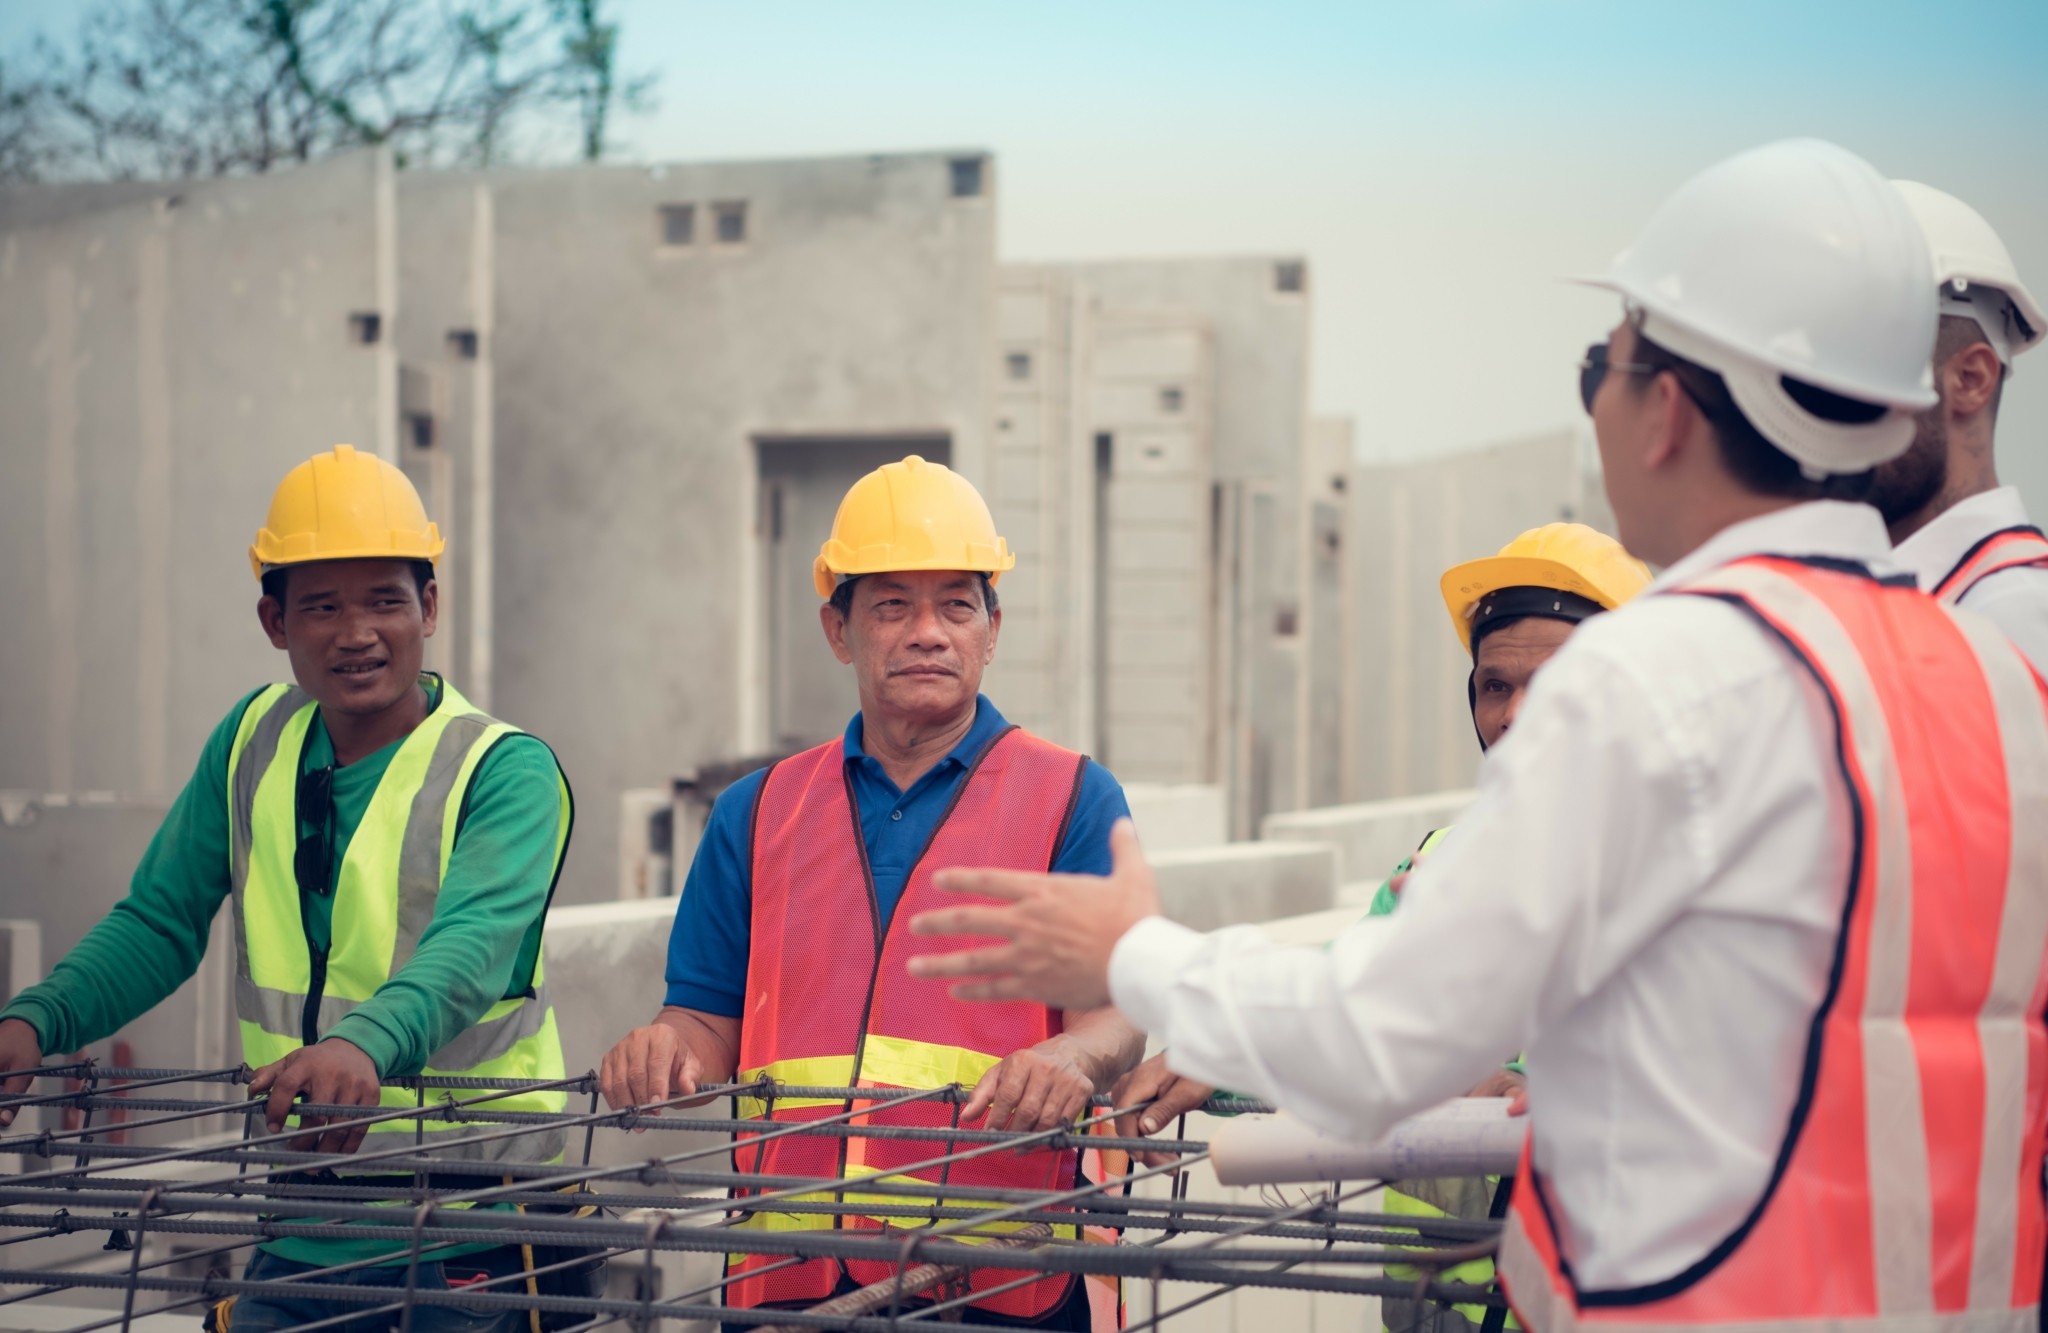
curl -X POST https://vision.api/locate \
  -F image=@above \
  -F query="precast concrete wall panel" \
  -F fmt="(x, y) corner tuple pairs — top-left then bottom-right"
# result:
(481, 152), (994, 903)
(0, 151), (394, 797)
(1346, 430), (1607, 801)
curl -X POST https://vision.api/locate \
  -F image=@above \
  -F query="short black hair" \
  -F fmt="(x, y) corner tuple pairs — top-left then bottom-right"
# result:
(826, 572), (999, 619)
(1631, 331), (1880, 503)
(261, 560), (435, 605)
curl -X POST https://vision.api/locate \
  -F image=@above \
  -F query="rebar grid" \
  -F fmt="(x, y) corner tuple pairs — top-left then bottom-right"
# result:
(0, 1065), (1505, 1332)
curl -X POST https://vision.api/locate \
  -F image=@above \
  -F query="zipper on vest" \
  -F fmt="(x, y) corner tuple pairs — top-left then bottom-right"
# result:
(302, 946), (329, 1047)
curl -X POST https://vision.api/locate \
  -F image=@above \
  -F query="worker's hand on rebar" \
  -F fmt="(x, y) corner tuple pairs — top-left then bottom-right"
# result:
(1110, 1055), (1213, 1168)
(248, 1038), (380, 1156)
(0, 1017), (45, 1128)
(909, 819), (1161, 1010)
(964, 1038), (1096, 1135)
(598, 1020), (704, 1129)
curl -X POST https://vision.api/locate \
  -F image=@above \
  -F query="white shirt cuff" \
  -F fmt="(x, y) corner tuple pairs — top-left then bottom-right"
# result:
(1108, 915), (1205, 1037)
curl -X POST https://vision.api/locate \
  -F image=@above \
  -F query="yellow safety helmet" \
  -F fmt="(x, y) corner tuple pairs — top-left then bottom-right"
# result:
(813, 455), (1015, 598)
(1439, 522), (1652, 655)
(249, 444), (445, 581)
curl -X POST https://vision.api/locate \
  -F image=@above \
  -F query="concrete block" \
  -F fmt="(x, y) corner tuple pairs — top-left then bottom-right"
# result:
(542, 898), (679, 1079)
(1122, 783), (1227, 853)
(1153, 841), (1336, 933)
(1260, 789), (1474, 885)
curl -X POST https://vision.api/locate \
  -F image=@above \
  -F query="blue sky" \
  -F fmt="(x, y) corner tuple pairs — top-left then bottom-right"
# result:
(7, 0), (2047, 493)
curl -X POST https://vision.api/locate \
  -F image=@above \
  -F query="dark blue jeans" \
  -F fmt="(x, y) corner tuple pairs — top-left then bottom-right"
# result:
(230, 1246), (535, 1333)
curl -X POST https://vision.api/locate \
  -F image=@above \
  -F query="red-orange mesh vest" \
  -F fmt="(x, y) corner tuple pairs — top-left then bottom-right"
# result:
(725, 725), (1104, 1320)
(1933, 525), (2048, 605)
(1499, 554), (2048, 1333)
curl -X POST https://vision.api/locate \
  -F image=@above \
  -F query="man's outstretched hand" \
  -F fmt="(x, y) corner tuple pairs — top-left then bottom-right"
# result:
(909, 819), (1162, 1011)
(248, 1038), (382, 1156)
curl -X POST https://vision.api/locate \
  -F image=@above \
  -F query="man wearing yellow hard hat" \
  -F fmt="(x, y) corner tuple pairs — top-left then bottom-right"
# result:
(1110, 522), (1651, 1333)
(599, 455), (1142, 1329)
(0, 445), (585, 1333)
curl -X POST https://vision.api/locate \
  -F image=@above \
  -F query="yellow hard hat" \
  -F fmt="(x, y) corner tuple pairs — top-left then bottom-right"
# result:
(1439, 522), (1652, 654)
(813, 455), (1015, 598)
(249, 444), (445, 581)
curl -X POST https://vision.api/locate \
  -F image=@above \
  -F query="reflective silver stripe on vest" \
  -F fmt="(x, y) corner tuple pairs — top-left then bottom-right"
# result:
(390, 711), (498, 974)
(236, 973), (360, 1039)
(229, 687), (313, 991)
(427, 987), (554, 1070)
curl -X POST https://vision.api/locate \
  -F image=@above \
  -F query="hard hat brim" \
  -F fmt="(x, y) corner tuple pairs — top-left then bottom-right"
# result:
(1439, 554), (1625, 654)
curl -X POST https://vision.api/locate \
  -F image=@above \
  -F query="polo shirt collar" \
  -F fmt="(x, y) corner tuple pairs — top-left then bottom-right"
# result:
(842, 694), (1009, 779)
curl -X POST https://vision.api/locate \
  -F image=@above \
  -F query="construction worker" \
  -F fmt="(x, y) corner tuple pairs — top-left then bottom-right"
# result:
(1872, 181), (2046, 667)
(598, 455), (1142, 1330)
(909, 139), (2048, 1333)
(0, 445), (580, 1333)
(1112, 524), (1652, 1333)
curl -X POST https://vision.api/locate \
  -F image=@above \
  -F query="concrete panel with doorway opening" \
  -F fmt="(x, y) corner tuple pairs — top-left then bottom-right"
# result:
(480, 151), (996, 904)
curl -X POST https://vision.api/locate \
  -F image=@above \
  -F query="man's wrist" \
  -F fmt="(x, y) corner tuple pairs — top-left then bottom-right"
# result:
(321, 1018), (396, 1079)
(0, 1005), (55, 1055)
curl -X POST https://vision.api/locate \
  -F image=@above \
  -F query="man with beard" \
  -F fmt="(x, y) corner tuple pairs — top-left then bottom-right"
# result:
(1871, 181), (2046, 667)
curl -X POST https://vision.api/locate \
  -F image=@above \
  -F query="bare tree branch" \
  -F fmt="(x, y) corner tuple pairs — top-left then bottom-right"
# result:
(0, 0), (655, 181)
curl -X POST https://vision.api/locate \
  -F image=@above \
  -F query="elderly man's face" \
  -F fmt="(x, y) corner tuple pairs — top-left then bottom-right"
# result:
(822, 571), (999, 724)
(1471, 616), (1574, 749)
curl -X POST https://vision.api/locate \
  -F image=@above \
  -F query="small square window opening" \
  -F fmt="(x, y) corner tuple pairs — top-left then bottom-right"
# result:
(659, 204), (695, 247)
(1274, 260), (1306, 294)
(1159, 385), (1185, 413)
(1006, 351), (1032, 381)
(713, 201), (748, 245)
(950, 157), (985, 198)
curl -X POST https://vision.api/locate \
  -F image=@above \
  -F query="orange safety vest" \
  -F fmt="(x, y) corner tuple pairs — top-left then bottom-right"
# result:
(1933, 525), (2048, 605)
(726, 724), (1117, 1322)
(1498, 554), (2048, 1333)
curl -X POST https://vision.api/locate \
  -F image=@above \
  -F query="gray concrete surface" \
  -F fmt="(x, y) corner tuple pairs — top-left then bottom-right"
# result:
(1151, 841), (1337, 933)
(1123, 782), (1229, 854)
(0, 150), (396, 799)
(1260, 787), (1474, 888)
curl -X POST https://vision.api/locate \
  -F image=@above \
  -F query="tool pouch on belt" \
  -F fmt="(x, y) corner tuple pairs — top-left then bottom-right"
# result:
(518, 1181), (609, 1333)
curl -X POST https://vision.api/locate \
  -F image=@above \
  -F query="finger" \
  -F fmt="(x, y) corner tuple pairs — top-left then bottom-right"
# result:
(674, 1044), (700, 1099)
(1508, 1091), (1530, 1118)
(645, 1031), (677, 1107)
(598, 1046), (623, 1112)
(1148, 1077), (1214, 1133)
(1107, 817), (1146, 876)
(926, 868), (1038, 902)
(626, 1033), (662, 1109)
(961, 1065), (1002, 1123)
(1009, 1069), (1054, 1134)
(1054, 1082), (1090, 1131)
(0, 1071), (32, 1127)
(246, 1062), (276, 1095)
(986, 1061), (1030, 1132)
(908, 943), (1021, 979)
(265, 1066), (301, 1136)
(907, 907), (1018, 943)
(948, 977), (1035, 1003)
(336, 1076), (377, 1155)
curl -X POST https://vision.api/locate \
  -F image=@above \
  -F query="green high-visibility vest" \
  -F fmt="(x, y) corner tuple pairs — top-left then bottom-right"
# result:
(225, 678), (571, 1163)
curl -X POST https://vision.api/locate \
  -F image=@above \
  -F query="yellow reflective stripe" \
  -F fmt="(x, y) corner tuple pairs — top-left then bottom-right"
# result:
(437, 716), (517, 876)
(855, 1033), (1000, 1093)
(738, 1055), (857, 1118)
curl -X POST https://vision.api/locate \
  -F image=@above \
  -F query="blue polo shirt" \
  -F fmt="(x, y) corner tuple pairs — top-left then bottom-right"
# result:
(663, 696), (1130, 1019)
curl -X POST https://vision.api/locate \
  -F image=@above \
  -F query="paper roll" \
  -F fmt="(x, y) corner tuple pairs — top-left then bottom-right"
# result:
(1209, 1098), (1524, 1186)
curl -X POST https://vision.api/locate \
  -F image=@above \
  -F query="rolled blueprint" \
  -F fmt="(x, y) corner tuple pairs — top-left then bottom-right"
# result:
(1209, 1098), (1523, 1185)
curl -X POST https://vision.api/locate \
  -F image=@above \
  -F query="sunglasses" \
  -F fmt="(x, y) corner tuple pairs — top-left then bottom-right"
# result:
(296, 765), (335, 898)
(1578, 341), (1663, 414)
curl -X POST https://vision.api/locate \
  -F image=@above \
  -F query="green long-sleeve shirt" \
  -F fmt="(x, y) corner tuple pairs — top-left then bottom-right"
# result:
(3, 678), (566, 1265)
(4, 678), (563, 1074)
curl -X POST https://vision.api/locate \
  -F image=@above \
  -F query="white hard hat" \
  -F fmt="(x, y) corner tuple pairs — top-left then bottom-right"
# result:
(1580, 139), (1937, 476)
(1891, 179), (2043, 366)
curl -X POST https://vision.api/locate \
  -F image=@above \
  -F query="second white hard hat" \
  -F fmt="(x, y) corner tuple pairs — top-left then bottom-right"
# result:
(1580, 139), (1937, 476)
(1892, 179), (2043, 367)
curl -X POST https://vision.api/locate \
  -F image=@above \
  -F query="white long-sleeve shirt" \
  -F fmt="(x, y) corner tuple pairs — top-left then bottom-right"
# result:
(1893, 485), (2048, 674)
(1110, 501), (1897, 1292)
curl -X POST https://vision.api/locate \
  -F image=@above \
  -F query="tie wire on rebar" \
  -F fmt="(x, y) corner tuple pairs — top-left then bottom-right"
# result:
(0, 1066), (1505, 1332)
